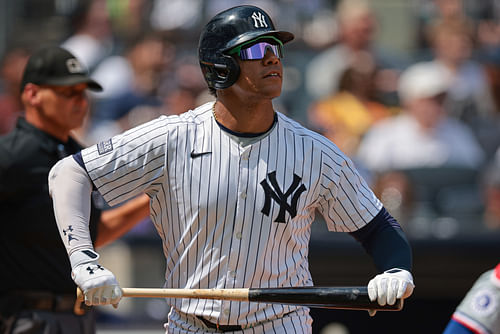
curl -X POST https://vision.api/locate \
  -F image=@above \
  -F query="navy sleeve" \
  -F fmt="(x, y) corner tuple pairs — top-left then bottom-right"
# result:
(349, 207), (412, 272)
(72, 151), (87, 172)
(72, 151), (98, 192)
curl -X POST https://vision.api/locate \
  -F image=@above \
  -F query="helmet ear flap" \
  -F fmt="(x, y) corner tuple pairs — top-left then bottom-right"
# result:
(209, 54), (240, 90)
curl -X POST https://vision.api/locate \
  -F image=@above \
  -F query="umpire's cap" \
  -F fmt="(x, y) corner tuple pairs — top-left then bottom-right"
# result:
(198, 5), (294, 90)
(20, 46), (102, 92)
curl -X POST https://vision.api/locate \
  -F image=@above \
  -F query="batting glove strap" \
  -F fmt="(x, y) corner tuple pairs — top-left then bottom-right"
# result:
(69, 248), (100, 268)
(367, 268), (415, 307)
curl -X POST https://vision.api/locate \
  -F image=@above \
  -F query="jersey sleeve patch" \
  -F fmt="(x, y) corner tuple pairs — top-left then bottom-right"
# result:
(97, 139), (113, 155)
(470, 289), (498, 316)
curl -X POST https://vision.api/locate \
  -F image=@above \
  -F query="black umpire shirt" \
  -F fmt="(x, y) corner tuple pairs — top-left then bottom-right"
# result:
(0, 117), (100, 294)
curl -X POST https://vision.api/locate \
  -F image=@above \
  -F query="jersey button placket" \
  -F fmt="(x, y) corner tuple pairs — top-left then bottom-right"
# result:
(241, 147), (250, 161)
(227, 147), (250, 291)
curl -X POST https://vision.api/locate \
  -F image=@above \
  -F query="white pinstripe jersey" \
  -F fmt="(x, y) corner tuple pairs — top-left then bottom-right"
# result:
(81, 101), (382, 327)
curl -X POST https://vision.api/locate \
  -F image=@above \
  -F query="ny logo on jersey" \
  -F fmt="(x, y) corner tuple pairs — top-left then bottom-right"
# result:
(251, 12), (268, 28)
(63, 225), (78, 244)
(260, 171), (306, 223)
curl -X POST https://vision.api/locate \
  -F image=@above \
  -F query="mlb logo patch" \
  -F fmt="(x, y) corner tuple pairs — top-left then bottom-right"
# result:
(97, 139), (113, 155)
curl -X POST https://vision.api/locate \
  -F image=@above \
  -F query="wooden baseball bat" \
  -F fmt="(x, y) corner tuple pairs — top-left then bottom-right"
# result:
(75, 286), (403, 315)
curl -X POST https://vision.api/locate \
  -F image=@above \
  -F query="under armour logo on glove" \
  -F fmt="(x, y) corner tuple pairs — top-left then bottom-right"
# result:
(86, 264), (105, 275)
(70, 249), (122, 306)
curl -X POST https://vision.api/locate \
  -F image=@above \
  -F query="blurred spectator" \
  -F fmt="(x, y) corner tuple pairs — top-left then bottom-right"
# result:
(0, 47), (30, 134)
(61, 0), (115, 72)
(417, 0), (472, 51)
(417, 0), (500, 62)
(307, 51), (395, 157)
(163, 87), (197, 116)
(357, 61), (486, 226)
(107, 0), (152, 41)
(84, 31), (173, 144)
(426, 19), (500, 159)
(305, 0), (401, 102)
(357, 61), (485, 173)
(427, 19), (495, 116)
(482, 148), (500, 229)
(205, 0), (276, 19)
(149, 0), (203, 32)
(475, 1), (500, 64)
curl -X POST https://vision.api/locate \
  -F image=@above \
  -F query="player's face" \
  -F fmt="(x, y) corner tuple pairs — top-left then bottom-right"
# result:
(230, 43), (283, 100)
(37, 83), (90, 132)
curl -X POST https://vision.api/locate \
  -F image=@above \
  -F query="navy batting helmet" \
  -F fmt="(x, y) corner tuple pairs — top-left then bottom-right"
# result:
(198, 5), (294, 90)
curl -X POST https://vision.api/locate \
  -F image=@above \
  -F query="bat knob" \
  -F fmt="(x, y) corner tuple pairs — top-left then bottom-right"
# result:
(395, 298), (404, 311)
(74, 287), (86, 315)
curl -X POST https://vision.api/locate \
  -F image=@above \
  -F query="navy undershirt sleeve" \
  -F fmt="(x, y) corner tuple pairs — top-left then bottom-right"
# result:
(72, 151), (87, 172)
(349, 207), (412, 272)
(72, 151), (98, 191)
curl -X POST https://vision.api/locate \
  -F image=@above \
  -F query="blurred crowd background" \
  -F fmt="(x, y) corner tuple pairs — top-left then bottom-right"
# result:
(1, 0), (500, 332)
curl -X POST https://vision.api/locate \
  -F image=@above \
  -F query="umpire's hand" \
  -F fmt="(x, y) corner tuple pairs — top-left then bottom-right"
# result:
(70, 249), (122, 307)
(367, 268), (414, 316)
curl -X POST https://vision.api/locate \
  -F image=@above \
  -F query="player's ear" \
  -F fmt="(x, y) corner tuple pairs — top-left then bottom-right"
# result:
(22, 83), (42, 106)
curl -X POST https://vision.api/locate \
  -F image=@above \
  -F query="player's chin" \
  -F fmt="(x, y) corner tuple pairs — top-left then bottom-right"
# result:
(259, 83), (282, 98)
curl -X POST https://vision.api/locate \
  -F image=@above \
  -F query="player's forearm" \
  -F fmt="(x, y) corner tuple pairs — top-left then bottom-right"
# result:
(350, 207), (412, 272)
(48, 156), (94, 255)
(95, 193), (150, 248)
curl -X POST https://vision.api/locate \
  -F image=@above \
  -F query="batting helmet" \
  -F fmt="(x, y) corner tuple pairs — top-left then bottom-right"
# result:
(198, 5), (294, 90)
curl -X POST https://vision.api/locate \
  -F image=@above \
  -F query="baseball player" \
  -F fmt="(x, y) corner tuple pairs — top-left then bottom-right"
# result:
(443, 263), (500, 334)
(48, 5), (414, 333)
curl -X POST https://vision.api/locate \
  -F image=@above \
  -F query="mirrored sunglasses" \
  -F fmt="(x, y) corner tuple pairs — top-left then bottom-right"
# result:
(238, 42), (283, 60)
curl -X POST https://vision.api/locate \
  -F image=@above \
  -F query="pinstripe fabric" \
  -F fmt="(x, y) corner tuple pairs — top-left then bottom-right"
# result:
(166, 308), (312, 334)
(81, 101), (382, 332)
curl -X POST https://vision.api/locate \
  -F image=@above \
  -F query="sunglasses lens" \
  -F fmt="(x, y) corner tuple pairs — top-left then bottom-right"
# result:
(239, 42), (283, 60)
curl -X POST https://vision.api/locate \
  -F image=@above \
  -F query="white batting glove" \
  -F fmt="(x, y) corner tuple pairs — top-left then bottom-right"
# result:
(70, 249), (122, 307)
(367, 268), (414, 316)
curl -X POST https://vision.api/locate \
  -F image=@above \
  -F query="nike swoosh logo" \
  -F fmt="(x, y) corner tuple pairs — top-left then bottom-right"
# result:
(190, 151), (212, 158)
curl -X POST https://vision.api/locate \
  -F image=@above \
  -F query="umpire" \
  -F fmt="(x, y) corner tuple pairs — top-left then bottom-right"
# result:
(0, 46), (149, 333)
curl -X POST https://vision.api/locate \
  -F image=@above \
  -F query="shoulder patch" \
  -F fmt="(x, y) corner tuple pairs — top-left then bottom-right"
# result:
(471, 289), (498, 316)
(97, 139), (113, 155)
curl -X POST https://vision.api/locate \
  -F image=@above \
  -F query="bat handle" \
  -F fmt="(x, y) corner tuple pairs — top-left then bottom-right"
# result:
(74, 287), (86, 315)
(395, 298), (404, 310)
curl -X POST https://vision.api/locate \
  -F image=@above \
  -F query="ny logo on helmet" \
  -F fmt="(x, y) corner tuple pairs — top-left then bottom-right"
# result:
(251, 12), (268, 28)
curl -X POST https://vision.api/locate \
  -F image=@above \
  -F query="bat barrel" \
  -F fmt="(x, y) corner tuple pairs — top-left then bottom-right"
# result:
(248, 286), (402, 311)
